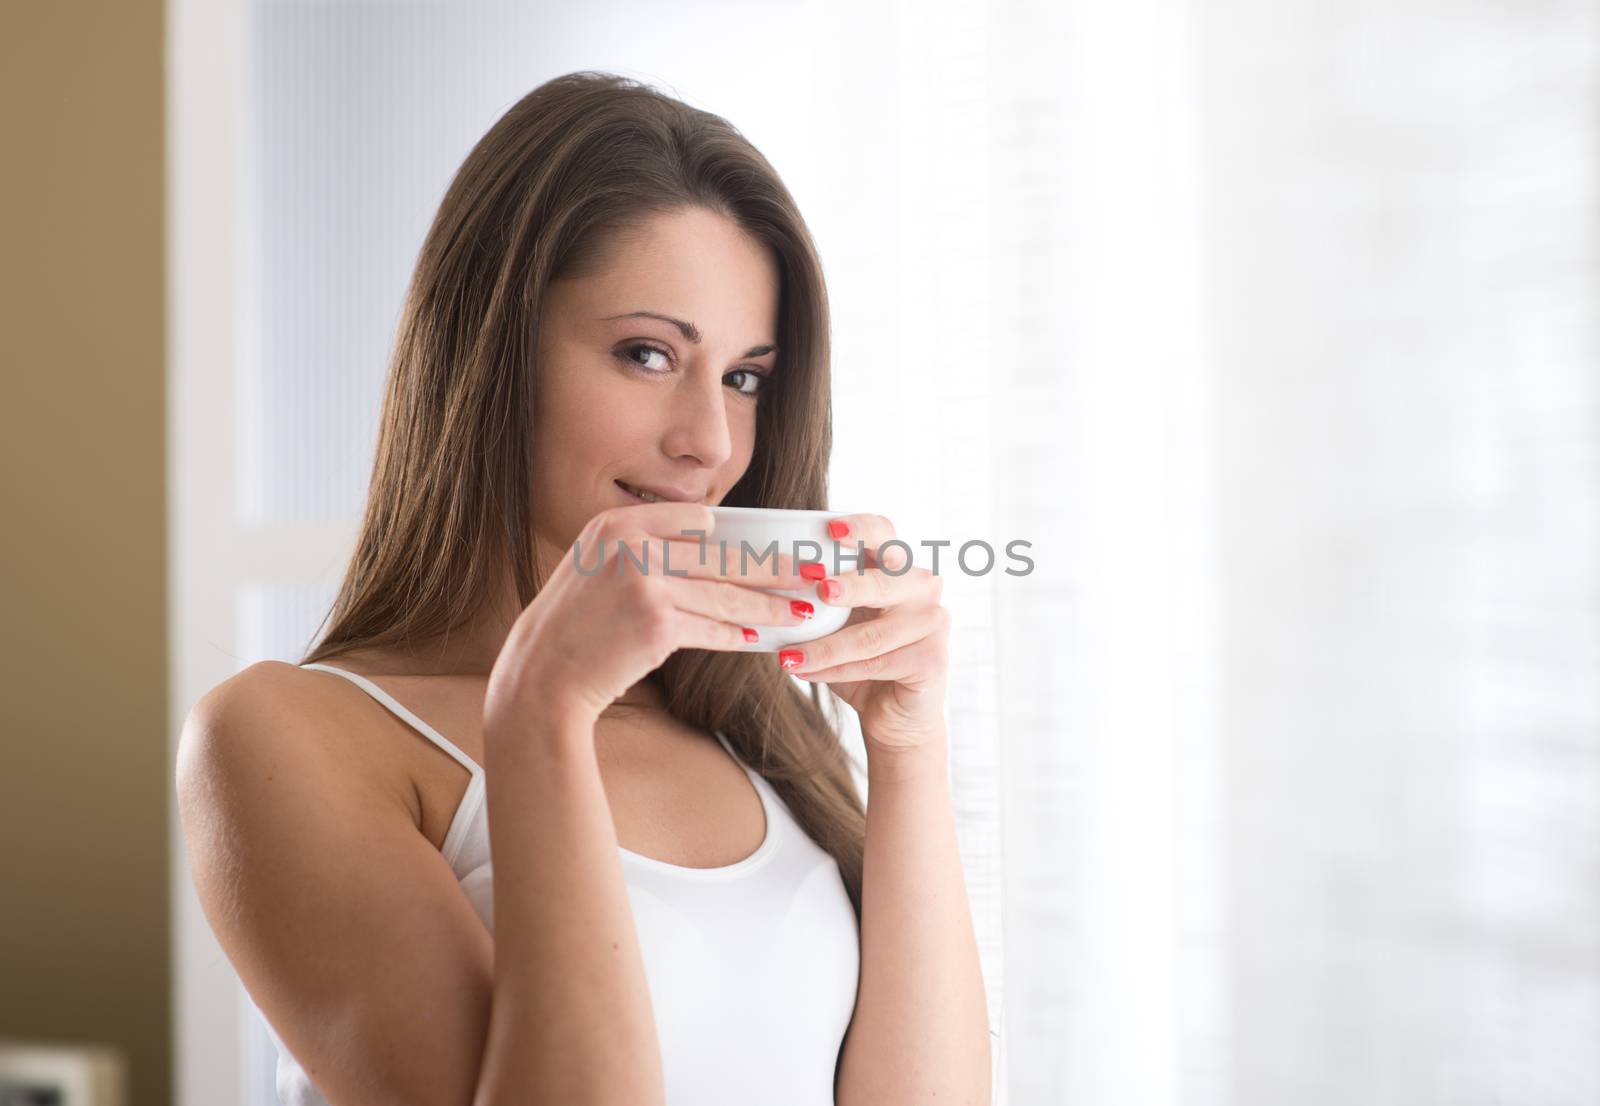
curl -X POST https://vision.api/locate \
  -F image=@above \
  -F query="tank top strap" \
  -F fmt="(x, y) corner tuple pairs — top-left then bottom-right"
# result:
(299, 662), (484, 778)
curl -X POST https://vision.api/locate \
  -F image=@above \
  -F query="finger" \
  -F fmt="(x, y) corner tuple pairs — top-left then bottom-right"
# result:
(663, 575), (817, 632)
(683, 536), (815, 588)
(823, 513), (913, 574)
(609, 505), (822, 585)
(579, 535), (811, 589)
(782, 604), (945, 677)
(791, 632), (946, 686)
(667, 607), (770, 653)
(810, 564), (941, 612)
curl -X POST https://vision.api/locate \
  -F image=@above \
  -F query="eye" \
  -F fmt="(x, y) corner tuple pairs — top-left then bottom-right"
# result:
(616, 341), (672, 373)
(615, 341), (772, 398)
(726, 369), (772, 398)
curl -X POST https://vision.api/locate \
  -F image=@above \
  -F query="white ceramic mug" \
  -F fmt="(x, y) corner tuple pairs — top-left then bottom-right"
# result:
(701, 505), (860, 651)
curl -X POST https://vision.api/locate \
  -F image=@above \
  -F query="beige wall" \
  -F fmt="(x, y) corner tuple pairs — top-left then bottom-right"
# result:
(0, 2), (170, 1104)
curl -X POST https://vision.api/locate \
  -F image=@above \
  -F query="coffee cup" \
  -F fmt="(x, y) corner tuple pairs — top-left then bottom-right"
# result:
(703, 505), (858, 651)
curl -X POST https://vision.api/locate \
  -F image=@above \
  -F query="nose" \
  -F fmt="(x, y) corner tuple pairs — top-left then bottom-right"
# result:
(660, 367), (735, 469)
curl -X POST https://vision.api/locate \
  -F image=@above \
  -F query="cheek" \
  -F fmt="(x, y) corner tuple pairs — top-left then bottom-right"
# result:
(537, 355), (623, 439)
(727, 410), (759, 474)
(535, 357), (662, 465)
(530, 362), (601, 480)
(538, 354), (606, 418)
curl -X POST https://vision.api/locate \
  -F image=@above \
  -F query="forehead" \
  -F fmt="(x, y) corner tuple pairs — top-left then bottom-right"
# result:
(562, 208), (780, 340)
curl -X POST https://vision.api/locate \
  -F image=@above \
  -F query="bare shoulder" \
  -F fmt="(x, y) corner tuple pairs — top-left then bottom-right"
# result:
(175, 656), (429, 891)
(185, 657), (349, 734)
(175, 660), (493, 1104)
(179, 659), (403, 794)
(183, 659), (331, 743)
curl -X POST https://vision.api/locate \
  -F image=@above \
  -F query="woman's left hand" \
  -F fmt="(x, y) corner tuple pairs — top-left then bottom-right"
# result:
(779, 513), (950, 756)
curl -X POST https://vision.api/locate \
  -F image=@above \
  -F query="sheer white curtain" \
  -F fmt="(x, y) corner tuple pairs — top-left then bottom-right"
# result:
(176, 1), (1598, 1103)
(820, 0), (1599, 1102)
(1193, 3), (1600, 1101)
(813, 1), (1216, 1102)
(817, 2), (1221, 1101)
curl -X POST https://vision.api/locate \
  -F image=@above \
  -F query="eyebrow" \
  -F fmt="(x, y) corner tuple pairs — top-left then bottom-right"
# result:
(602, 310), (779, 359)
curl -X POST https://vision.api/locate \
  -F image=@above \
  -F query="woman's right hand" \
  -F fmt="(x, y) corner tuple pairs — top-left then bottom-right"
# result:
(483, 501), (812, 737)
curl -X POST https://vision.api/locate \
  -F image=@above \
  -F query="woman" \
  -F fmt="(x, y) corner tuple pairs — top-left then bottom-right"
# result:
(177, 71), (991, 1106)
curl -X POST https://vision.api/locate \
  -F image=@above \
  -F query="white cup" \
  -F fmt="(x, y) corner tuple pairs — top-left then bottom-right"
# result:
(703, 505), (859, 651)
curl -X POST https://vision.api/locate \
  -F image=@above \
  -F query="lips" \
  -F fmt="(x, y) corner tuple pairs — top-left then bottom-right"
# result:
(616, 479), (704, 504)
(617, 480), (661, 504)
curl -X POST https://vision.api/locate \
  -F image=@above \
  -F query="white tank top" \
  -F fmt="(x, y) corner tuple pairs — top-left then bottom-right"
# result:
(264, 662), (861, 1106)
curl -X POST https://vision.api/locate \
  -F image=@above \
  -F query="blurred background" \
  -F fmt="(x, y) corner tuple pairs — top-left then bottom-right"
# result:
(3, 0), (1596, 1104)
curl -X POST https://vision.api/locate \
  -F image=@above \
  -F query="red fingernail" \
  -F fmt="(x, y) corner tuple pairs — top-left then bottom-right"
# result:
(790, 599), (814, 619)
(827, 519), (853, 539)
(742, 627), (759, 643)
(779, 649), (806, 669)
(818, 578), (841, 601)
(798, 561), (827, 581)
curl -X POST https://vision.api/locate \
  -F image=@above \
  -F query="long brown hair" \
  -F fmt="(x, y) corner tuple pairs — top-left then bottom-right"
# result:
(300, 70), (865, 919)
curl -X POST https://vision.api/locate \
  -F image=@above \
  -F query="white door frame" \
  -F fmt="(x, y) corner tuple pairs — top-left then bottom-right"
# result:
(167, 0), (248, 1099)
(166, 2), (354, 1102)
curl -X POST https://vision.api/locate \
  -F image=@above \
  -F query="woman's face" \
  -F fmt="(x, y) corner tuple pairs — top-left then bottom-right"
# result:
(529, 206), (782, 564)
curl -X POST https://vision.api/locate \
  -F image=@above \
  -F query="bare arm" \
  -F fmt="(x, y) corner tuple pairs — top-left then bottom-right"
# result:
(471, 699), (665, 1105)
(177, 663), (665, 1106)
(177, 665), (495, 1106)
(835, 727), (993, 1105)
